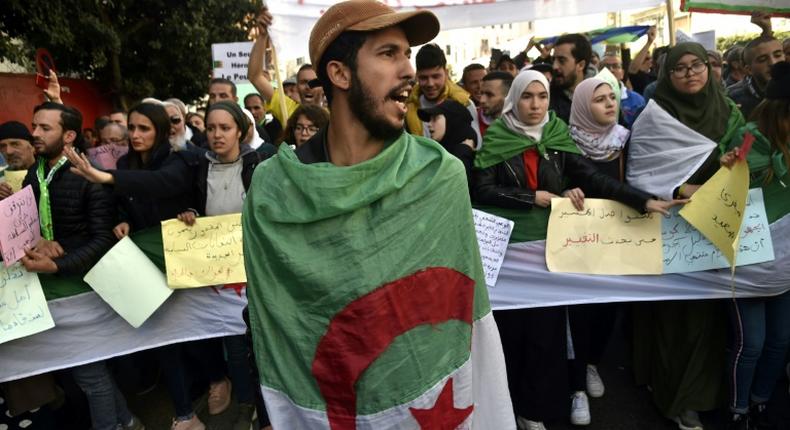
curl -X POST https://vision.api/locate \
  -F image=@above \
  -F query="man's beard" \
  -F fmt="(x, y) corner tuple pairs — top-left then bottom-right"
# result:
(34, 138), (65, 160)
(7, 156), (27, 170)
(484, 103), (503, 119)
(553, 69), (577, 90)
(348, 72), (404, 141)
(169, 132), (188, 152)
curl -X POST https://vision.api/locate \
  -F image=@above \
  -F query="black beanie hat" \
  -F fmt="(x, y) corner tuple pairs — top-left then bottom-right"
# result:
(0, 121), (33, 142)
(766, 61), (790, 101)
(205, 101), (249, 142)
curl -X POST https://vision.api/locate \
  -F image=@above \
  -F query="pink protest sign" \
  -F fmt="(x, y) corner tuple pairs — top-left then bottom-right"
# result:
(0, 185), (41, 266)
(87, 144), (128, 170)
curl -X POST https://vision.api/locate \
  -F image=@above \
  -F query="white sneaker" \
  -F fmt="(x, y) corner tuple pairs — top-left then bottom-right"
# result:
(517, 416), (547, 430)
(586, 364), (605, 398)
(570, 391), (591, 426)
(672, 409), (704, 430)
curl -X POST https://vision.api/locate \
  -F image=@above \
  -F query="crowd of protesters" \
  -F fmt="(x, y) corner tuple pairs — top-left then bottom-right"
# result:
(0, 3), (788, 430)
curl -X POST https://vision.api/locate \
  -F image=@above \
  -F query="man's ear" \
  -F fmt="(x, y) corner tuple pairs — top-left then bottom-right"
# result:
(577, 59), (587, 76)
(63, 130), (77, 146)
(327, 60), (351, 91)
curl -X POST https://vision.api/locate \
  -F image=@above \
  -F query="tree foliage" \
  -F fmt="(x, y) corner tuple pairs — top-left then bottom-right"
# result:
(716, 31), (790, 53)
(0, 0), (261, 108)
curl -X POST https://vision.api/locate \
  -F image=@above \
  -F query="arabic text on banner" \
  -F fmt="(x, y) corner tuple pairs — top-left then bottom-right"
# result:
(161, 213), (246, 288)
(0, 265), (54, 344)
(546, 198), (663, 275)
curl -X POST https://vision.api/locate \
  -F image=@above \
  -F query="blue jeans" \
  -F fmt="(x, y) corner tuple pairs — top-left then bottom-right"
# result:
(727, 289), (790, 413)
(71, 361), (132, 430)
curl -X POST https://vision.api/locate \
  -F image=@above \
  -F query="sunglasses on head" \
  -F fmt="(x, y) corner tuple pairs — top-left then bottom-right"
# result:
(170, 116), (182, 125)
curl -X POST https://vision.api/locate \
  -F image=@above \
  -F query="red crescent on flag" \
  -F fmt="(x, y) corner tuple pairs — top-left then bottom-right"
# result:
(311, 267), (475, 430)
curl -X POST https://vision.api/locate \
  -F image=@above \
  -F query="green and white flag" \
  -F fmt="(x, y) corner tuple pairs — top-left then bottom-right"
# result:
(680, 0), (790, 16)
(243, 133), (514, 429)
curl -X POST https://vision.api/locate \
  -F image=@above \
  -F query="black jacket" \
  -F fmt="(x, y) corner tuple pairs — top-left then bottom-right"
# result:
(472, 149), (652, 212)
(727, 76), (763, 120)
(194, 148), (268, 214)
(23, 161), (116, 275)
(295, 128), (329, 164)
(549, 85), (573, 123)
(112, 146), (200, 231)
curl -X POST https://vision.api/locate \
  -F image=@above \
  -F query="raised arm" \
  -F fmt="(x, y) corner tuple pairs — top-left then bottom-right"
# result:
(43, 70), (63, 104)
(628, 26), (656, 76)
(248, 9), (275, 102)
(751, 12), (773, 38)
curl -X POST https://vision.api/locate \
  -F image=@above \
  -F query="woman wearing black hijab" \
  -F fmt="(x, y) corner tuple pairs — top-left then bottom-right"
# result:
(418, 99), (477, 190)
(630, 42), (745, 430)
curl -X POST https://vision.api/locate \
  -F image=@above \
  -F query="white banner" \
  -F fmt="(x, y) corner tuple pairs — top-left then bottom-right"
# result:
(490, 213), (790, 310)
(0, 287), (246, 383)
(267, 0), (665, 61)
(212, 41), (254, 82)
(4, 211), (787, 383)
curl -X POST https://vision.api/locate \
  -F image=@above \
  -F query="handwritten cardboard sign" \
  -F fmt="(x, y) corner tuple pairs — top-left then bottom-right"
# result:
(663, 188), (774, 273)
(546, 198), (663, 275)
(87, 144), (128, 170)
(679, 161), (749, 266)
(473, 209), (514, 287)
(0, 265), (55, 344)
(161, 213), (246, 288)
(0, 185), (41, 266)
(4, 170), (27, 193)
(84, 237), (173, 328)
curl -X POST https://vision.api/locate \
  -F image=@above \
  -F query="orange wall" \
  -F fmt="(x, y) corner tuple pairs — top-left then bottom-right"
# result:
(0, 73), (113, 131)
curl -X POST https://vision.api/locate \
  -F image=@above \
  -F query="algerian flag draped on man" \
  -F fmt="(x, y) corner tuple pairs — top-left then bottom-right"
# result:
(242, 132), (514, 429)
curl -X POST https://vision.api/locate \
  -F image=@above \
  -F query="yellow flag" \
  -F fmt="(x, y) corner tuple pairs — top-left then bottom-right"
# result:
(546, 198), (663, 275)
(161, 213), (246, 288)
(679, 161), (749, 266)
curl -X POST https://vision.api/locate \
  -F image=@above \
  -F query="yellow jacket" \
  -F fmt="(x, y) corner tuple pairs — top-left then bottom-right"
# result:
(405, 79), (471, 136)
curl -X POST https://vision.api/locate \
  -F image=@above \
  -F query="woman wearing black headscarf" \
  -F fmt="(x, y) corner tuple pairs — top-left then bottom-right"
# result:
(629, 42), (745, 430)
(418, 99), (477, 189)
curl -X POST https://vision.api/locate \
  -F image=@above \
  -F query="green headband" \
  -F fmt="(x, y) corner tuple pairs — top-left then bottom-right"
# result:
(206, 101), (249, 142)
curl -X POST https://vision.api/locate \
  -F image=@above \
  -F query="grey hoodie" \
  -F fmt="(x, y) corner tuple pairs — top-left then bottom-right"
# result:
(204, 144), (255, 216)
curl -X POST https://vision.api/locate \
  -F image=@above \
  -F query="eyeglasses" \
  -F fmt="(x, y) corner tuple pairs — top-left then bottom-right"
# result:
(295, 125), (319, 134)
(603, 63), (622, 70)
(670, 61), (708, 78)
(170, 116), (182, 125)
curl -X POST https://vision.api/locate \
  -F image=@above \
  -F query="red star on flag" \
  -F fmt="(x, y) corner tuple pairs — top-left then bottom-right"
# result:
(409, 378), (473, 430)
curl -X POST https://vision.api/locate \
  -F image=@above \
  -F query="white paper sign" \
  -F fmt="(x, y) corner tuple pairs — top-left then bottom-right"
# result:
(0, 265), (55, 344)
(84, 237), (173, 328)
(473, 209), (514, 287)
(211, 42), (254, 83)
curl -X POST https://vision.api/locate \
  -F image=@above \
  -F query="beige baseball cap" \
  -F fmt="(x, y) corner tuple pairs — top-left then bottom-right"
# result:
(309, 0), (440, 68)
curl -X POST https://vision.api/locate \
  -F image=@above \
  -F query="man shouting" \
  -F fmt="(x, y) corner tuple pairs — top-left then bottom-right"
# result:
(242, 1), (514, 429)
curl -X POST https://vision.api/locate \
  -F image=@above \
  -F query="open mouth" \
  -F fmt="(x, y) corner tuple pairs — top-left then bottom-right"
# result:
(388, 84), (412, 114)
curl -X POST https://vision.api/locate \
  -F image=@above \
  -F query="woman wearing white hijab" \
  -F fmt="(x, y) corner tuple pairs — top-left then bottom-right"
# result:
(474, 70), (670, 213)
(472, 70), (683, 430)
